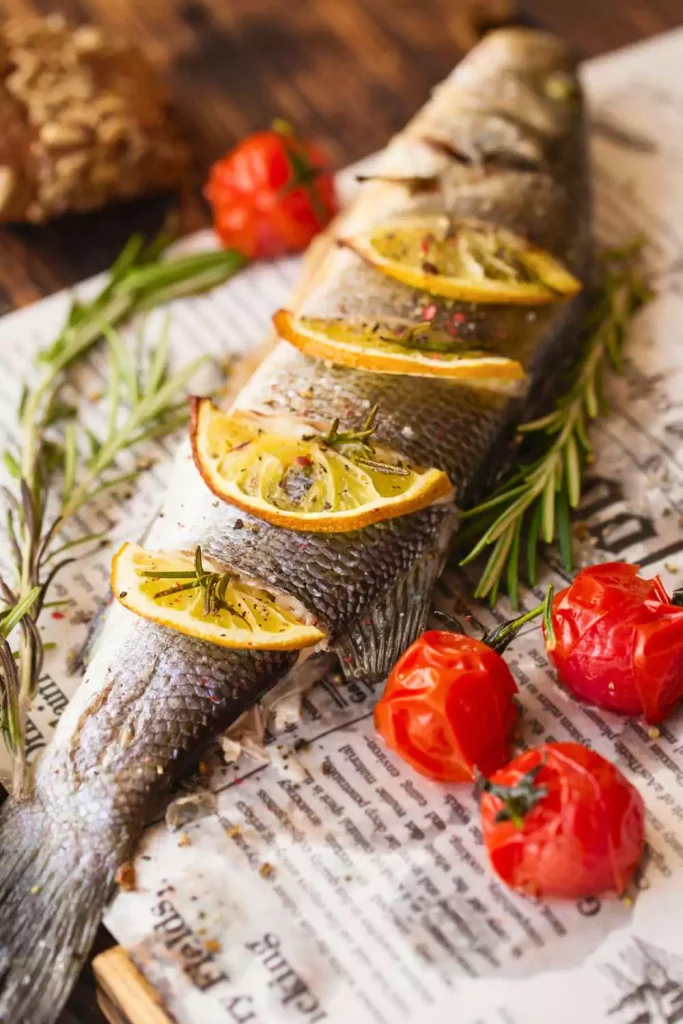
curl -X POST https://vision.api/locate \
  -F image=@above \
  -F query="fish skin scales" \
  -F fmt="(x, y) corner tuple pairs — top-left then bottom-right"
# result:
(0, 28), (591, 1024)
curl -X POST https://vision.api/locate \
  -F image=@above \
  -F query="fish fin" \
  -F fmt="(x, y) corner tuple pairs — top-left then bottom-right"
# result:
(334, 548), (444, 685)
(0, 798), (115, 1024)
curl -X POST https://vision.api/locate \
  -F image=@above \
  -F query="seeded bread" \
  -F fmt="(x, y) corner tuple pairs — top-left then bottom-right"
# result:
(0, 14), (190, 223)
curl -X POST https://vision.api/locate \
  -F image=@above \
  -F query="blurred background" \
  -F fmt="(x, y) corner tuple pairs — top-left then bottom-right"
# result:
(0, 0), (681, 318)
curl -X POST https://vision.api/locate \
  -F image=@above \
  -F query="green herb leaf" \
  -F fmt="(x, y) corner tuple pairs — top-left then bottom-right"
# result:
(0, 587), (41, 640)
(144, 546), (236, 616)
(3, 451), (21, 479)
(318, 406), (409, 476)
(458, 242), (650, 606)
(0, 226), (244, 785)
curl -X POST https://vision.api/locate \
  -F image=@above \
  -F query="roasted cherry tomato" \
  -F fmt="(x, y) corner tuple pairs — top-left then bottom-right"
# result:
(204, 121), (338, 259)
(374, 630), (518, 782)
(480, 741), (645, 899)
(545, 561), (683, 723)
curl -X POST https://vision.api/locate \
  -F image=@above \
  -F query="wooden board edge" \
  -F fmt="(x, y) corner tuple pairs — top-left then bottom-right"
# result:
(93, 946), (174, 1024)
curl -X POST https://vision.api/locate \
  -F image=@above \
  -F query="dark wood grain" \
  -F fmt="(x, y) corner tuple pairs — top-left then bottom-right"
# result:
(0, 0), (680, 319)
(0, 0), (681, 1021)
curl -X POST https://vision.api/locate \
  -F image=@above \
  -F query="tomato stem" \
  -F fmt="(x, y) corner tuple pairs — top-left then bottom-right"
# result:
(483, 583), (554, 654)
(432, 609), (469, 634)
(477, 761), (548, 828)
(433, 583), (553, 653)
(273, 119), (329, 224)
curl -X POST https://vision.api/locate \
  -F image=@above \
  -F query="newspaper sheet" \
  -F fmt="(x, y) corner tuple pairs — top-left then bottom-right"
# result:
(3, 27), (683, 1024)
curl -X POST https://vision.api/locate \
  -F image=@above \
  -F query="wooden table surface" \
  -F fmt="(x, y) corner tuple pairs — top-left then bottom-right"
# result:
(0, 0), (681, 1021)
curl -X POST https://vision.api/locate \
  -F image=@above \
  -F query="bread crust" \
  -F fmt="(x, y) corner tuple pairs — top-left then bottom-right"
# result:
(0, 14), (189, 223)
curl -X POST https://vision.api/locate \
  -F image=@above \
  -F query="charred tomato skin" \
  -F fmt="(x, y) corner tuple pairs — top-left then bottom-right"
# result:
(374, 630), (518, 782)
(480, 741), (645, 899)
(204, 128), (337, 260)
(545, 562), (683, 723)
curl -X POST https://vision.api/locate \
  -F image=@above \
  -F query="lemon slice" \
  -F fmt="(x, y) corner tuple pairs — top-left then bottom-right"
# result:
(112, 543), (324, 650)
(190, 398), (454, 532)
(274, 309), (524, 381)
(342, 215), (581, 305)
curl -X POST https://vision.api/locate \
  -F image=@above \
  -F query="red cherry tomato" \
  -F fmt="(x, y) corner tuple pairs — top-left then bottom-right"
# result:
(373, 630), (518, 782)
(480, 741), (645, 899)
(204, 122), (338, 260)
(545, 562), (683, 723)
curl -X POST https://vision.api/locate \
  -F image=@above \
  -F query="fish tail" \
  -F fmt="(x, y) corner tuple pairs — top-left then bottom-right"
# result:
(0, 797), (115, 1024)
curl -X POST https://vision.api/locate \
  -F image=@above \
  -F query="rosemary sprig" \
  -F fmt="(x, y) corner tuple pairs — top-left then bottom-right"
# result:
(378, 321), (491, 357)
(320, 405), (410, 477)
(37, 319), (206, 560)
(1, 231), (245, 794)
(459, 243), (651, 606)
(321, 404), (379, 450)
(142, 547), (237, 618)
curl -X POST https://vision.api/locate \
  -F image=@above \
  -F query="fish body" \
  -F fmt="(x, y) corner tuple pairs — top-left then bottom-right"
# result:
(0, 29), (590, 1024)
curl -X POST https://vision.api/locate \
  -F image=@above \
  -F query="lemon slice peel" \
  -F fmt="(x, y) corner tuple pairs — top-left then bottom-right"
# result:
(341, 215), (581, 305)
(112, 542), (324, 650)
(190, 397), (454, 533)
(274, 309), (525, 382)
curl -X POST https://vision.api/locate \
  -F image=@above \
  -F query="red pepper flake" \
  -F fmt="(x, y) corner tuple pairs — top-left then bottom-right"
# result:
(422, 303), (437, 321)
(51, 611), (65, 620)
(294, 455), (313, 467)
(419, 232), (435, 255)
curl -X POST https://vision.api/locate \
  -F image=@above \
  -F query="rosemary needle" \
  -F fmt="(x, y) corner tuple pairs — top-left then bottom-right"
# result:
(319, 405), (410, 476)
(459, 243), (652, 606)
(0, 229), (246, 790)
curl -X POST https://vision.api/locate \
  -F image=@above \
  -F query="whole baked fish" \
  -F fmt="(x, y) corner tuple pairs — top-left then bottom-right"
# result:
(0, 28), (590, 1024)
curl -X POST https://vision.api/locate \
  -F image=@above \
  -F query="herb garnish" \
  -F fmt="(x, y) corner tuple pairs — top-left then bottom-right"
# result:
(458, 242), (651, 607)
(1, 231), (245, 794)
(319, 406), (410, 477)
(142, 546), (237, 618)
(379, 322), (467, 354)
